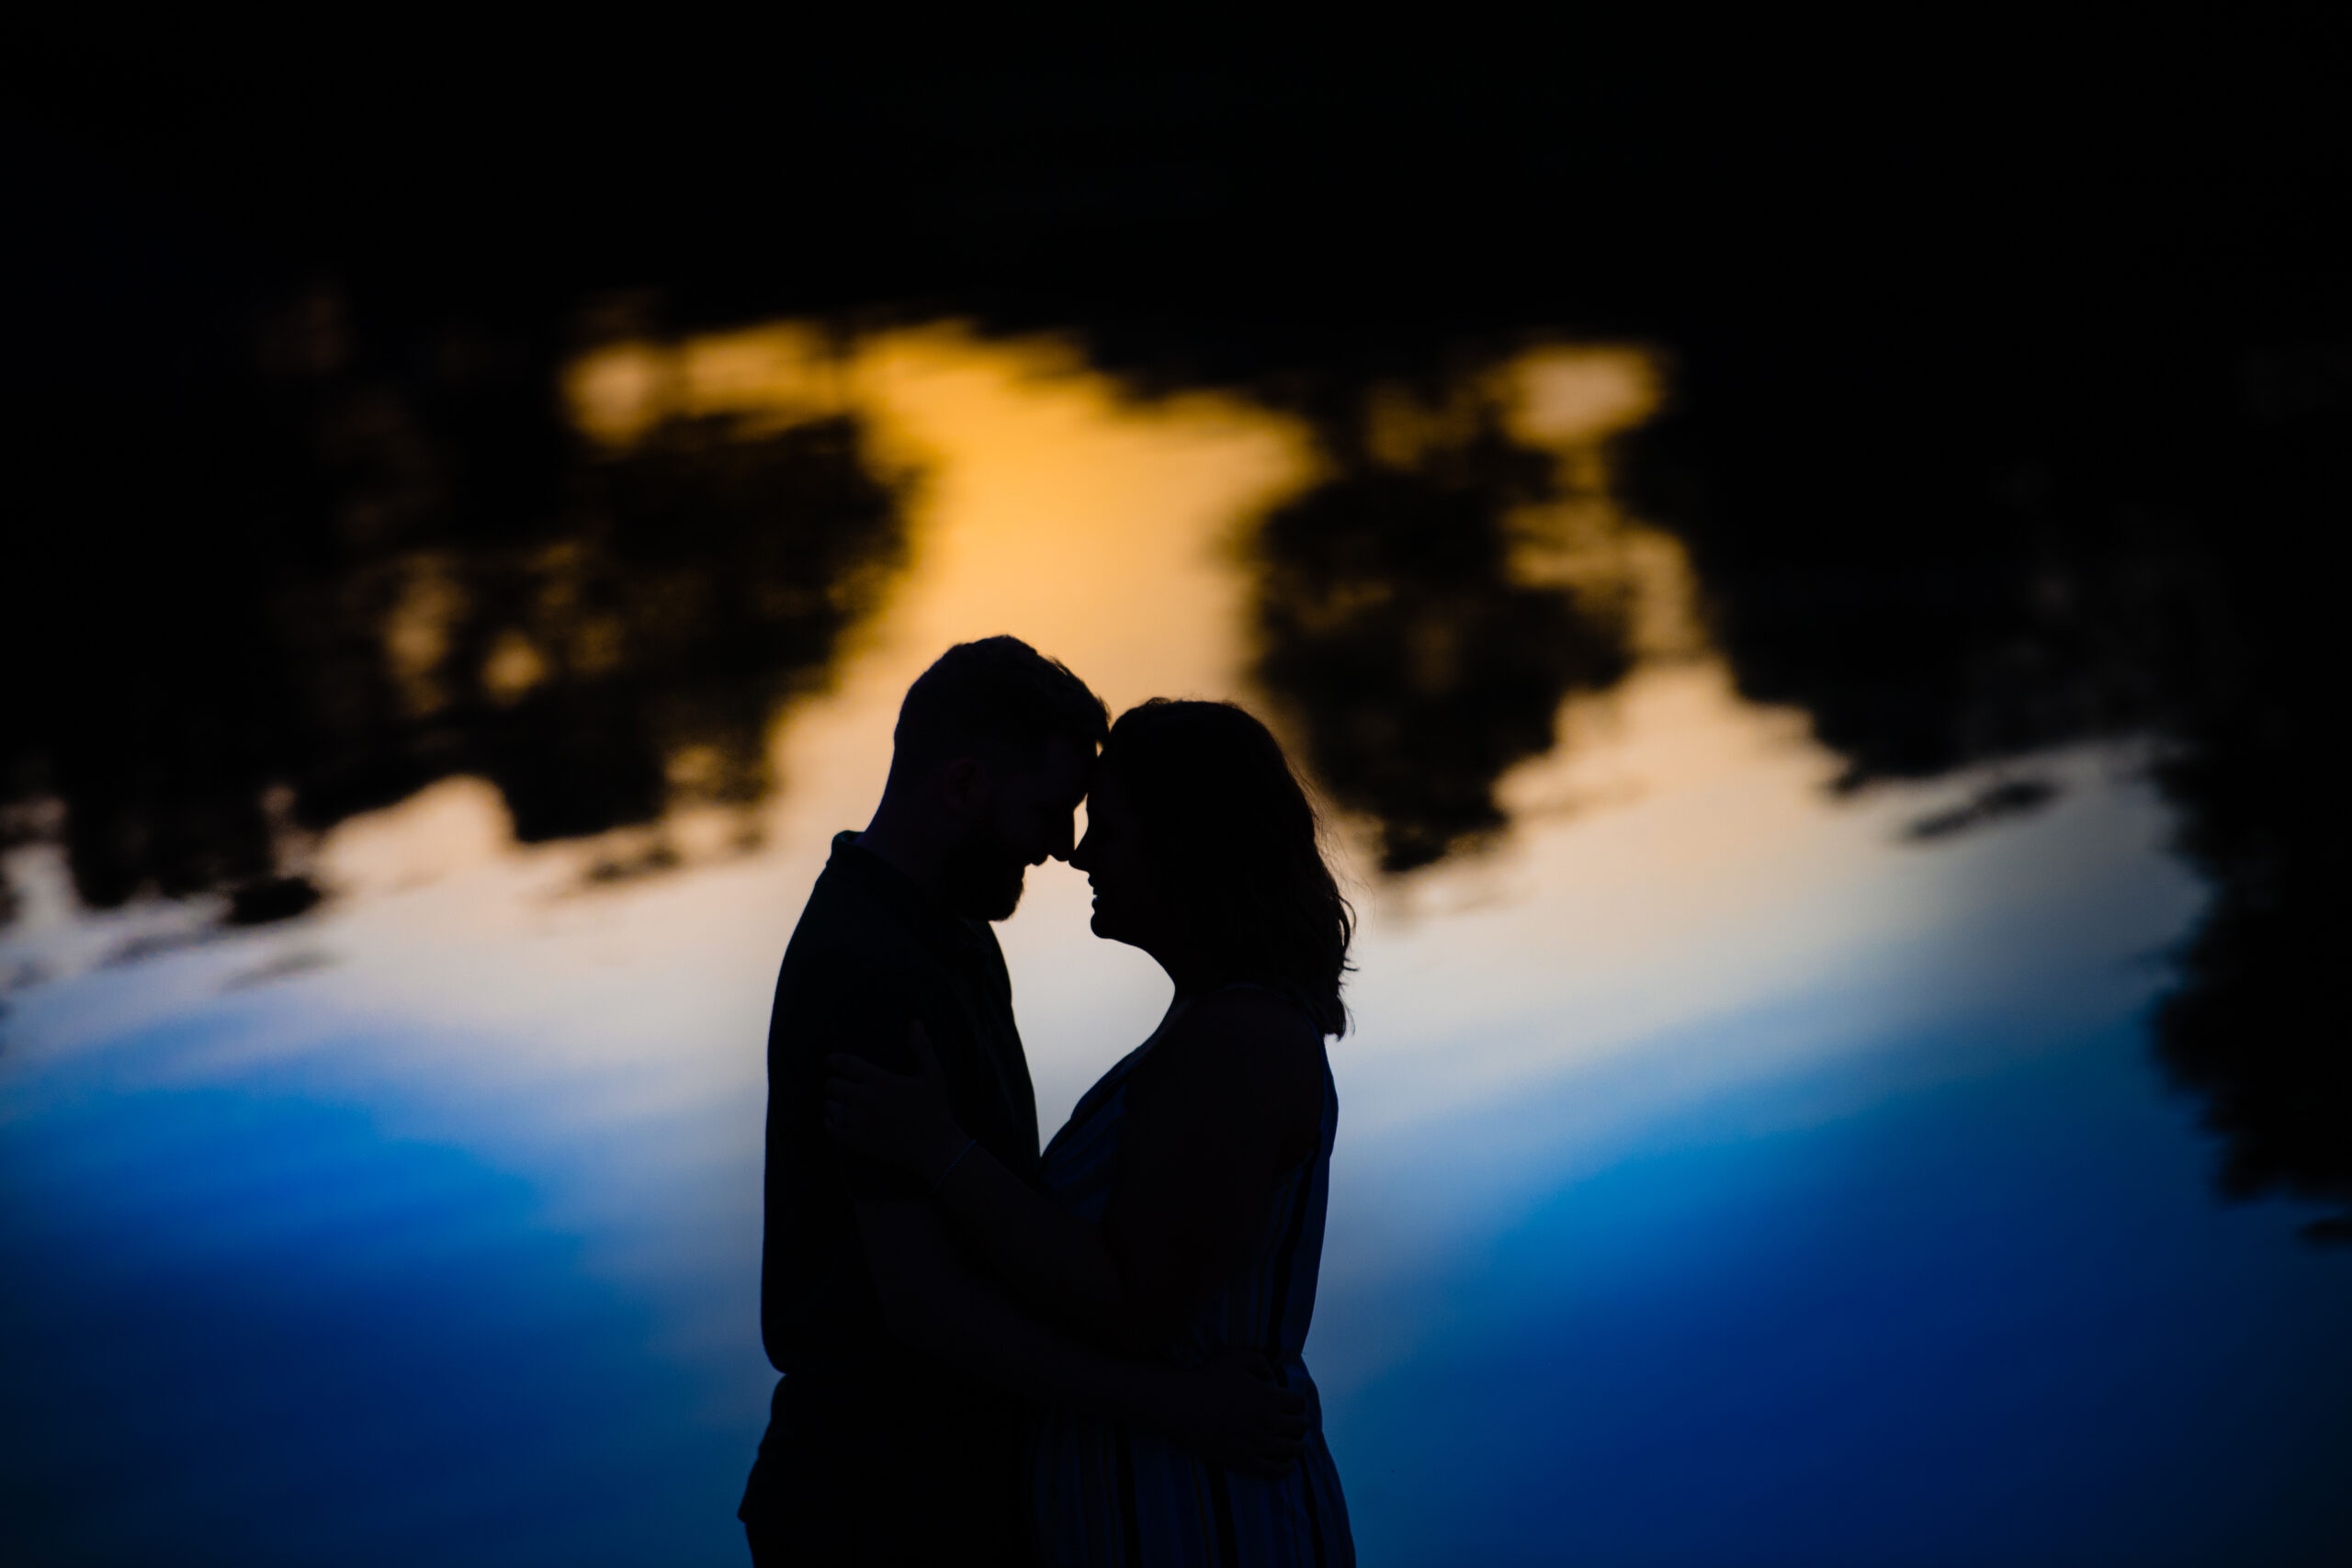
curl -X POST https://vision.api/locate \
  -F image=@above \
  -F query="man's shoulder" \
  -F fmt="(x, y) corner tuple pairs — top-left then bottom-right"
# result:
(784, 858), (907, 962)
(774, 863), (944, 1021)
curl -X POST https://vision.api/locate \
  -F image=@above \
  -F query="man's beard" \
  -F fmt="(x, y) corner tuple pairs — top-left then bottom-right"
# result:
(936, 823), (1028, 922)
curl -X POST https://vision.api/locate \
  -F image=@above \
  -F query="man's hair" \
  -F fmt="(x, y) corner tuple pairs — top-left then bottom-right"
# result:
(892, 637), (1110, 776)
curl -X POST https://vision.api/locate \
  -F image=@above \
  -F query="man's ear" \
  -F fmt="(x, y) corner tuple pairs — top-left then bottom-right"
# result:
(938, 756), (990, 818)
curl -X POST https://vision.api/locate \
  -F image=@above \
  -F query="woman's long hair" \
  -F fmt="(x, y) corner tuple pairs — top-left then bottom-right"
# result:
(1102, 699), (1354, 1036)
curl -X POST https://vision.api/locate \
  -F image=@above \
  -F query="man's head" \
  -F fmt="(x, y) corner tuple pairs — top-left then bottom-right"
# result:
(881, 637), (1109, 920)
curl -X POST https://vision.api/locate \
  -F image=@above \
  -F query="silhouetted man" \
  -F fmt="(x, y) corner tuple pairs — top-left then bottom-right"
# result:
(741, 637), (1277, 1564)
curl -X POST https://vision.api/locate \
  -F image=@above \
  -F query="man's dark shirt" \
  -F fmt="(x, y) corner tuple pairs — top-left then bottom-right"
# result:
(740, 831), (1042, 1560)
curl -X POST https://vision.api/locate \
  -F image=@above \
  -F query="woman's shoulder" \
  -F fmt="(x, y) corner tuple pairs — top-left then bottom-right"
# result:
(1148, 985), (1324, 1111)
(1192, 982), (1325, 1039)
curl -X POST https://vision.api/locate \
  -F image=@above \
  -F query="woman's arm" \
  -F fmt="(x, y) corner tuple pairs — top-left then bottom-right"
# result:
(826, 992), (1322, 1353)
(1101, 990), (1324, 1349)
(853, 1192), (1306, 1474)
(827, 1022), (1136, 1338)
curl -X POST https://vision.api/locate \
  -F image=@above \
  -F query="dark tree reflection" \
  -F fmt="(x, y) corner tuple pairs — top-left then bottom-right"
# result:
(8, 51), (2342, 1235)
(1630, 328), (2351, 1236)
(285, 409), (908, 847)
(1248, 389), (1634, 873)
(5, 290), (909, 928)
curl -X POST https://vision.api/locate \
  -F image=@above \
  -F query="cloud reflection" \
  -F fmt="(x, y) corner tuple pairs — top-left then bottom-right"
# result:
(11, 325), (2346, 1566)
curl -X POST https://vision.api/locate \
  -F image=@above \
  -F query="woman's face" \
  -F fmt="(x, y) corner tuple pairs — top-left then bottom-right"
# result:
(1068, 766), (1168, 953)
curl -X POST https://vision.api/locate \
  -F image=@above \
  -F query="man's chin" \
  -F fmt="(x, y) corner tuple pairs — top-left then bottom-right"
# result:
(979, 878), (1024, 922)
(953, 867), (1026, 923)
(937, 831), (1028, 921)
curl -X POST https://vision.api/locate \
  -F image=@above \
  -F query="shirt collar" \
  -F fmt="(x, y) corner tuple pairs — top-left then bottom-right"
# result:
(827, 830), (993, 958)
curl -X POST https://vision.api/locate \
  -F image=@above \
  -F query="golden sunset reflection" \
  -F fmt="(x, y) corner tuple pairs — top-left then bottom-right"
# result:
(3, 323), (2193, 1155)
(12, 40), (2348, 1563)
(0, 320), (2296, 1568)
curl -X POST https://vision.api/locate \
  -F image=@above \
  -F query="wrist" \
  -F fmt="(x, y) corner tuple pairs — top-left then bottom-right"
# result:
(1125, 1359), (1191, 1430)
(928, 1129), (978, 1190)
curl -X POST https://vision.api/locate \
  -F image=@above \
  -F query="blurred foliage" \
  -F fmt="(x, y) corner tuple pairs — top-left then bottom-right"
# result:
(4, 28), (2346, 1228)
(1626, 326), (2351, 1239)
(1250, 389), (1632, 872)
(3, 290), (909, 921)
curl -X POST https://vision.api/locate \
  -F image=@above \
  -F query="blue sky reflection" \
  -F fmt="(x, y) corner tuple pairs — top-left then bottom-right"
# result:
(4, 328), (2347, 1564)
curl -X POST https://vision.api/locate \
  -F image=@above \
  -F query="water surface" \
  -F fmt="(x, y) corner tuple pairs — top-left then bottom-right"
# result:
(6, 328), (2347, 1566)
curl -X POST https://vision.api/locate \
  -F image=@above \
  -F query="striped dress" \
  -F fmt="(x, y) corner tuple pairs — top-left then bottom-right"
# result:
(1029, 989), (1355, 1568)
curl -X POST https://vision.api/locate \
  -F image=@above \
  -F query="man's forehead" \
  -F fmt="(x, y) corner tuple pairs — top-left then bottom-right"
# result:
(1008, 733), (1096, 798)
(1058, 738), (1101, 800)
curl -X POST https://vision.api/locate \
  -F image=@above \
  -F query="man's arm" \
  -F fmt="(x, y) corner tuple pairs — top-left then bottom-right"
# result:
(854, 1197), (1305, 1474)
(826, 996), (1321, 1355)
(825, 1022), (1135, 1340)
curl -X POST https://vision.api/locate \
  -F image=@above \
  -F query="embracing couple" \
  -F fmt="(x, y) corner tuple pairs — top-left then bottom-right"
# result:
(739, 637), (1355, 1566)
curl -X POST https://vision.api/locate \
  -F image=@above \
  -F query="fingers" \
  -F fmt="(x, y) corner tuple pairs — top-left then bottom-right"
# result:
(826, 1045), (933, 1090)
(1226, 1396), (1307, 1478)
(1232, 1442), (1305, 1479)
(909, 1020), (945, 1080)
(821, 1077), (871, 1139)
(824, 1058), (910, 1106)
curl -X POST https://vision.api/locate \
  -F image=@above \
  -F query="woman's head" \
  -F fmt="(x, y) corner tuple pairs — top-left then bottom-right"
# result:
(1071, 699), (1352, 1035)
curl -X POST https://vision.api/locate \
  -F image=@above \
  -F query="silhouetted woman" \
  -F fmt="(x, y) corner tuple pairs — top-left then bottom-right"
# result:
(827, 698), (1355, 1566)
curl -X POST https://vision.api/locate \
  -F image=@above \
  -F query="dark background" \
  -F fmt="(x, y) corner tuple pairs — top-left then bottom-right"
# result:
(6, 18), (2346, 1227)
